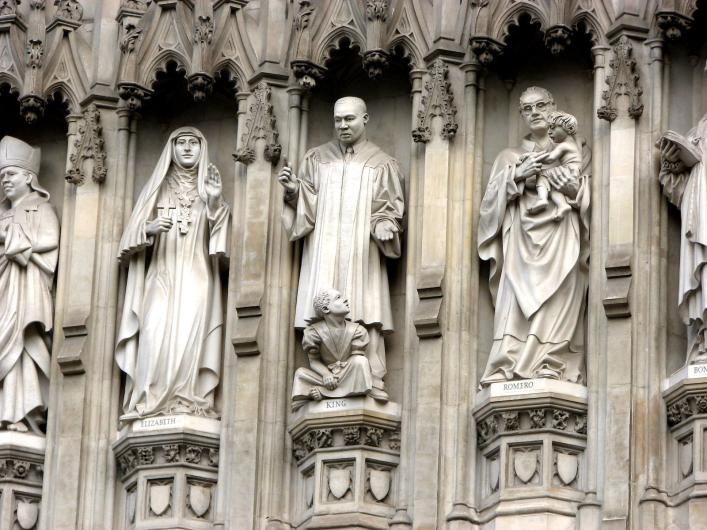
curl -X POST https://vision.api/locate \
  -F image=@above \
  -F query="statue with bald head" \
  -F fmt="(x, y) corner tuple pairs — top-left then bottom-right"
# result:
(279, 96), (405, 402)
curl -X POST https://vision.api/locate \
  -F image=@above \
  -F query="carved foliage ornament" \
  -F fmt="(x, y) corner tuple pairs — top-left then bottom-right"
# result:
(66, 104), (107, 185)
(597, 35), (643, 122)
(53, 0), (83, 22)
(366, 0), (388, 21)
(121, 0), (148, 11)
(234, 82), (281, 165)
(0, 0), (19, 16)
(412, 58), (458, 142)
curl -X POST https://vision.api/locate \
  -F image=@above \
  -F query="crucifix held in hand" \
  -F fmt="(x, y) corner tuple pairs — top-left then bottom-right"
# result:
(156, 201), (177, 224)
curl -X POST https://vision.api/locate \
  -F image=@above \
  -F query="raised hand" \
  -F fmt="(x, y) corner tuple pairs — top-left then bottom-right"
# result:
(277, 156), (298, 194)
(205, 163), (222, 207)
(373, 219), (399, 242)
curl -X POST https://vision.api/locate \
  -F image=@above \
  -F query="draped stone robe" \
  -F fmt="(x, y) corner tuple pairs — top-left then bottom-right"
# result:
(659, 114), (707, 362)
(283, 140), (404, 332)
(292, 320), (372, 401)
(116, 128), (229, 419)
(0, 192), (59, 426)
(478, 136), (591, 385)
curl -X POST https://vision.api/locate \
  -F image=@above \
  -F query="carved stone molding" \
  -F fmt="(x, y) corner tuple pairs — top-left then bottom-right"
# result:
(233, 81), (281, 166)
(656, 11), (693, 40)
(476, 406), (587, 447)
(412, 58), (458, 142)
(363, 0), (389, 79)
(597, 35), (643, 122)
(0, 433), (45, 530)
(66, 104), (107, 185)
(291, 0), (326, 89)
(188, 14), (215, 102)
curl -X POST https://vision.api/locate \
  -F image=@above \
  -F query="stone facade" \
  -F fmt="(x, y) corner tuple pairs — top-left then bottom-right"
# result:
(0, 1), (706, 529)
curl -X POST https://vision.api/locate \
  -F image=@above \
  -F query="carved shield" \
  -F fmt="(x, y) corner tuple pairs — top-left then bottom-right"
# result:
(149, 484), (171, 516)
(513, 452), (537, 484)
(328, 468), (351, 499)
(369, 469), (391, 501)
(304, 475), (314, 508)
(556, 453), (578, 486)
(16, 500), (39, 530)
(126, 491), (136, 524)
(680, 439), (693, 478)
(189, 484), (212, 518)
(488, 458), (500, 492)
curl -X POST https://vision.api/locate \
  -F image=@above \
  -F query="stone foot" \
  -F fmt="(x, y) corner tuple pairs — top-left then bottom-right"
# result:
(369, 387), (389, 403)
(527, 198), (548, 214)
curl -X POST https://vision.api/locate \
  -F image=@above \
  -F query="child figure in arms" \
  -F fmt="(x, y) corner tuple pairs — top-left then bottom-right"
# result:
(527, 110), (581, 220)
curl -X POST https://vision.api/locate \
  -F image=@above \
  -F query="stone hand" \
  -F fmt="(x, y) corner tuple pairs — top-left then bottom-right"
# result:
(205, 163), (222, 205)
(515, 153), (544, 181)
(323, 374), (338, 390)
(146, 216), (173, 236)
(545, 167), (579, 199)
(374, 219), (399, 242)
(277, 157), (298, 194)
(661, 140), (685, 172)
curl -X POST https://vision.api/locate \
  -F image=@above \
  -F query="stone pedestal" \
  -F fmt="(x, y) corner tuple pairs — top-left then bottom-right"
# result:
(112, 415), (221, 530)
(0, 432), (45, 530)
(472, 379), (588, 529)
(662, 365), (707, 528)
(288, 397), (402, 530)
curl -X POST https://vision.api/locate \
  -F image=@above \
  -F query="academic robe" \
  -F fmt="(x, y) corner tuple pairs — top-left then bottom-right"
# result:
(0, 191), (59, 426)
(283, 140), (405, 332)
(478, 136), (591, 384)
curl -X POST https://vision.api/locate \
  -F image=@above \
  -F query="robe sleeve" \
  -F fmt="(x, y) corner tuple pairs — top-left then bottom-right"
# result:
(4, 223), (32, 266)
(478, 150), (522, 301)
(659, 166), (691, 207)
(350, 324), (370, 356)
(118, 219), (155, 262)
(207, 200), (231, 258)
(28, 203), (60, 275)
(283, 149), (319, 242)
(302, 325), (323, 360)
(370, 158), (405, 258)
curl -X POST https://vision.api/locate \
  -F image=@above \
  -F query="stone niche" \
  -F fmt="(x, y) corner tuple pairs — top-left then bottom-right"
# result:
(473, 379), (588, 529)
(289, 397), (401, 530)
(112, 416), (220, 530)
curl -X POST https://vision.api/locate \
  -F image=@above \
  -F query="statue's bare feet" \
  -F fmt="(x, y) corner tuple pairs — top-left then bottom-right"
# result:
(309, 388), (323, 401)
(7, 421), (28, 432)
(527, 197), (548, 214)
(369, 387), (389, 403)
(553, 203), (571, 221)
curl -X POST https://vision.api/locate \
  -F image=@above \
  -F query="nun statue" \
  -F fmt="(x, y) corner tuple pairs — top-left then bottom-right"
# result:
(115, 127), (230, 419)
(0, 136), (59, 433)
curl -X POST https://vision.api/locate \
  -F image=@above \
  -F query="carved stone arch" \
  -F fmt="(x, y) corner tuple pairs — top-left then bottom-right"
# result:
(491, 1), (549, 43)
(571, 11), (609, 47)
(140, 49), (191, 89)
(315, 28), (365, 67)
(44, 81), (80, 114)
(0, 73), (22, 99)
(389, 35), (424, 69)
(212, 59), (246, 94)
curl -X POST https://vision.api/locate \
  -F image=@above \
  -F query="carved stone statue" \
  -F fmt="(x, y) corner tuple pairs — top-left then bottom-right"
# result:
(292, 288), (374, 410)
(658, 113), (707, 364)
(0, 136), (59, 433)
(478, 87), (591, 386)
(115, 127), (230, 419)
(279, 96), (405, 402)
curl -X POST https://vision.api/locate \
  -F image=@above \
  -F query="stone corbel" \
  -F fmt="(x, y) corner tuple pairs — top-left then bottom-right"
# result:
(363, 0), (389, 79)
(597, 35), (643, 122)
(290, 0), (325, 89)
(66, 104), (107, 185)
(188, 0), (215, 101)
(655, 0), (697, 41)
(19, 0), (46, 123)
(411, 58), (458, 338)
(544, 25), (573, 55)
(468, 37), (503, 67)
(231, 82), (281, 356)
